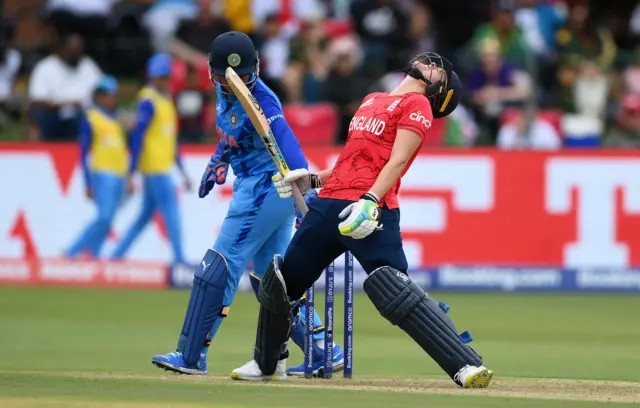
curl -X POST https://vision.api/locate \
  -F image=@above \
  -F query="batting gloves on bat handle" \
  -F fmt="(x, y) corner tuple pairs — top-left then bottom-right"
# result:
(338, 192), (383, 239)
(272, 168), (322, 199)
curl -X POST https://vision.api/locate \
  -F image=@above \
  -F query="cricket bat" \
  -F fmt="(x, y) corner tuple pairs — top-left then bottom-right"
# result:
(225, 67), (308, 215)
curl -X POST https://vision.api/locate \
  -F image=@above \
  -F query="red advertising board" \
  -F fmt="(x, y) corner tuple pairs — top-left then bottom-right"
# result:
(1, 143), (639, 274)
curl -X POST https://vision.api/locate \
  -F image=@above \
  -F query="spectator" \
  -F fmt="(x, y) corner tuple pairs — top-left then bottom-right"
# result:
(409, 3), (437, 58)
(631, 3), (640, 37)
(622, 46), (640, 96)
(466, 38), (533, 144)
(175, 65), (212, 143)
(45, 0), (117, 66)
(0, 24), (22, 129)
(252, 0), (324, 31)
(285, 15), (330, 103)
(350, 0), (411, 80)
(514, 0), (566, 93)
(515, 0), (565, 59)
(142, 0), (198, 53)
(554, 2), (617, 71)
(257, 14), (293, 102)
(604, 94), (640, 148)
(573, 59), (610, 119)
(171, 0), (231, 67)
(220, 0), (255, 36)
(28, 34), (102, 142)
(470, 0), (529, 68)
(497, 108), (561, 149)
(319, 37), (368, 144)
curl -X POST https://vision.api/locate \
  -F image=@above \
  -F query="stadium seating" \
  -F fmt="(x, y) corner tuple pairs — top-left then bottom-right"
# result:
(283, 103), (339, 145)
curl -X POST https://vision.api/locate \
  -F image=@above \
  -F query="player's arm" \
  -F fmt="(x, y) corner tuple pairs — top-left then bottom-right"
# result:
(79, 114), (93, 198)
(128, 99), (155, 175)
(368, 129), (422, 200)
(338, 96), (430, 239)
(258, 92), (308, 171)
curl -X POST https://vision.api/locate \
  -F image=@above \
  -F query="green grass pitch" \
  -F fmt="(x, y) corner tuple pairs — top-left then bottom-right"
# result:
(0, 286), (639, 407)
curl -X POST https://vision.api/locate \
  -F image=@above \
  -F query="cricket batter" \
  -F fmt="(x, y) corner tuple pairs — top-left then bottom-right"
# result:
(232, 53), (494, 388)
(65, 76), (129, 258)
(151, 32), (343, 377)
(111, 54), (192, 264)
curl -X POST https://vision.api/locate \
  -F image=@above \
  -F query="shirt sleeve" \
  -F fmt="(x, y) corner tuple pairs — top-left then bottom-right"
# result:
(79, 115), (93, 188)
(28, 62), (51, 101)
(397, 94), (433, 141)
(212, 138), (230, 164)
(257, 90), (308, 171)
(128, 99), (155, 174)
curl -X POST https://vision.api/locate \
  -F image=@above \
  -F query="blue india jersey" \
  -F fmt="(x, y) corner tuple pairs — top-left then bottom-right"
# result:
(215, 78), (307, 178)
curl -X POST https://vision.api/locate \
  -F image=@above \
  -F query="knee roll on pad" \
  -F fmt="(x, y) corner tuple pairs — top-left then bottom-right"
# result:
(255, 255), (293, 375)
(178, 249), (228, 365)
(363, 266), (482, 379)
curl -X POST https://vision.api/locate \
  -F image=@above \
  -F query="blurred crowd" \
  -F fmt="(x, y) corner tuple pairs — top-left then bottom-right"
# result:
(1, 0), (640, 148)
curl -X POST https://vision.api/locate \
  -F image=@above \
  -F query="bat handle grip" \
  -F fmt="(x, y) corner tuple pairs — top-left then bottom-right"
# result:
(291, 182), (309, 215)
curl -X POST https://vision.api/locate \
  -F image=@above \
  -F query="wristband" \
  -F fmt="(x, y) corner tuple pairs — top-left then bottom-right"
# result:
(360, 191), (379, 204)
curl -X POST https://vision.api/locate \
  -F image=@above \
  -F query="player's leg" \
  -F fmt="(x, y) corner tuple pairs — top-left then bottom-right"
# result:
(232, 198), (346, 381)
(345, 207), (493, 388)
(112, 175), (155, 259)
(153, 173), (185, 263)
(64, 172), (107, 257)
(152, 174), (294, 374)
(249, 213), (345, 377)
(87, 174), (125, 257)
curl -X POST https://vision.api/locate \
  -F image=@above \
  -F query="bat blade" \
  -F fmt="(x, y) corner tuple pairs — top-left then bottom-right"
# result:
(224, 67), (308, 215)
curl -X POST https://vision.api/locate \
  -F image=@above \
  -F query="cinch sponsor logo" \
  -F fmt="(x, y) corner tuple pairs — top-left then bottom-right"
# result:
(348, 116), (386, 136)
(409, 111), (432, 128)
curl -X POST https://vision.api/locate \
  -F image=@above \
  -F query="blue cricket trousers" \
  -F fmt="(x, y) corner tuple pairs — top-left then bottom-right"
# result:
(66, 172), (125, 258)
(112, 173), (184, 263)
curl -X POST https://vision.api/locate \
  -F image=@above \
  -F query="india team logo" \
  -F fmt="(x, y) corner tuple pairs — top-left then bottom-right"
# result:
(230, 113), (238, 126)
(227, 53), (241, 67)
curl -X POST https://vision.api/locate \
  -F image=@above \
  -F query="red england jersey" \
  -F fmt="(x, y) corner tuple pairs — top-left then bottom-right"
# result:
(319, 92), (433, 209)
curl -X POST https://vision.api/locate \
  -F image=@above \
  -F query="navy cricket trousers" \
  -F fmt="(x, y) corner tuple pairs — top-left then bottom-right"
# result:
(281, 197), (409, 300)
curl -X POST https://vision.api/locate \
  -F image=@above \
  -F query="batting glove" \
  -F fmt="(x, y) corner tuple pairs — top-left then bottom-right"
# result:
(272, 168), (322, 199)
(338, 192), (382, 239)
(198, 158), (229, 198)
(295, 189), (318, 228)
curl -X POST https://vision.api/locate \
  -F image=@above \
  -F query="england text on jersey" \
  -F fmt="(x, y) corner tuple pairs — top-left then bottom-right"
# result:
(320, 92), (433, 209)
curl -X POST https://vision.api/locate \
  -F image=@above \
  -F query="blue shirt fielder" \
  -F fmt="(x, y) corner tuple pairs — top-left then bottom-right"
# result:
(151, 32), (344, 378)
(65, 76), (128, 259)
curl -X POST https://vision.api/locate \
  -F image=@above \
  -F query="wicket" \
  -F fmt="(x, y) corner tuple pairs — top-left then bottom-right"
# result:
(303, 251), (354, 379)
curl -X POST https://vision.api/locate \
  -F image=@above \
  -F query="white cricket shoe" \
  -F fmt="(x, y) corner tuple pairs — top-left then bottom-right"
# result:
(230, 359), (287, 381)
(454, 365), (494, 388)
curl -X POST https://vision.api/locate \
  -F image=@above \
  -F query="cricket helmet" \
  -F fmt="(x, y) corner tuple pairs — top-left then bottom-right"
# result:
(405, 52), (462, 118)
(209, 31), (259, 77)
